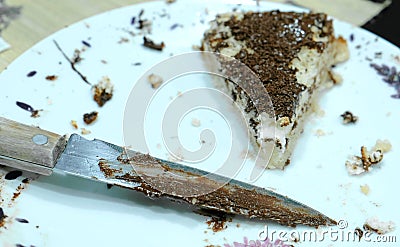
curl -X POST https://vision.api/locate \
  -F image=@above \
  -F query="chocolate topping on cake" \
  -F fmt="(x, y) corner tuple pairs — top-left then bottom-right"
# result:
(203, 11), (334, 118)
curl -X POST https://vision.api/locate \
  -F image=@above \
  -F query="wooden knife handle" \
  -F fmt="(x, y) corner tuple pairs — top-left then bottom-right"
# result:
(0, 117), (68, 175)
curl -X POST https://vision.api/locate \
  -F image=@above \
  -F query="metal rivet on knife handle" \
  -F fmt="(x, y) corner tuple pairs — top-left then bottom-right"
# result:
(32, 134), (49, 145)
(0, 117), (68, 175)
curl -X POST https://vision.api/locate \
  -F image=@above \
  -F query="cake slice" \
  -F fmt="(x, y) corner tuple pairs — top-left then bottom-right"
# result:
(201, 11), (349, 169)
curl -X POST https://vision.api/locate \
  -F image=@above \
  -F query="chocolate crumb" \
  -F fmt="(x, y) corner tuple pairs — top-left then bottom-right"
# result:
(137, 9), (152, 30)
(340, 111), (358, 124)
(354, 227), (363, 241)
(45, 75), (58, 81)
(206, 215), (230, 232)
(143, 36), (165, 51)
(21, 178), (30, 184)
(12, 184), (24, 202)
(83, 111), (98, 125)
(92, 76), (114, 107)
(107, 184), (113, 189)
(5, 170), (23, 180)
(30, 110), (41, 118)
(15, 218), (29, 224)
(27, 71), (37, 77)
(133, 62), (142, 66)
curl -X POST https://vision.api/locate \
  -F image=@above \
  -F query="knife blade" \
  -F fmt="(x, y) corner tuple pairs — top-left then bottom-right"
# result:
(0, 116), (336, 227)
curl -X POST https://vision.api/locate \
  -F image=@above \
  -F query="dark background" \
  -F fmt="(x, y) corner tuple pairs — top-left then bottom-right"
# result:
(362, 0), (400, 48)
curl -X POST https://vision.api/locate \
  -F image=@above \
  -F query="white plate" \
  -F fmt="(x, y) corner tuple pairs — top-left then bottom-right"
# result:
(0, 1), (399, 246)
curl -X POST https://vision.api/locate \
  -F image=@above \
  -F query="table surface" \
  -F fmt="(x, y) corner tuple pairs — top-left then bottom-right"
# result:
(0, 0), (398, 72)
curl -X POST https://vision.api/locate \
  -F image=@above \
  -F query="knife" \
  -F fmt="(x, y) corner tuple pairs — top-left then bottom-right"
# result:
(0, 116), (336, 227)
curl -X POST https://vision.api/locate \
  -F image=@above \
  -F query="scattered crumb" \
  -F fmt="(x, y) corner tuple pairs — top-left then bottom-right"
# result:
(206, 215), (230, 232)
(148, 73), (163, 89)
(166, 0), (176, 3)
(315, 129), (326, 137)
(30, 109), (42, 118)
(143, 36), (165, 51)
(71, 120), (78, 129)
(363, 217), (395, 235)
(92, 76), (114, 107)
(81, 128), (91, 135)
(360, 184), (370, 195)
(340, 111), (358, 124)
(72, 49), (83, 64)
(11, 184), (25, 203)
(372, 139), (392, 153)
(354, 227), (363, 241)
(118, 37), (129, 44)
(83, 111), (98, 125)
(345, 143), (385, 175)
(191, 118), (201, 127)
(386, 112), (391, 117)
(0, 207), (6, 228)
(45, 75), (58, 81)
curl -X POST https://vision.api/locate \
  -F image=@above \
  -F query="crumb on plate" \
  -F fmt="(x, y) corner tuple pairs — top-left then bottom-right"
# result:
(191, 118), (201, 127)
(143, 36), (165, 51)
(148, 73), (163, 89)
(71, 120), (78, 129)
(363, 217), (396, 235)
(360, 184), (370, 195)
(340, 111), (358, 124)
(83, 111), (98, 125)
(345, 143), (386, 175)
(45, 75), (58, 81)
(92, 76), (114, 107)
(81, 128), (91, 135)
